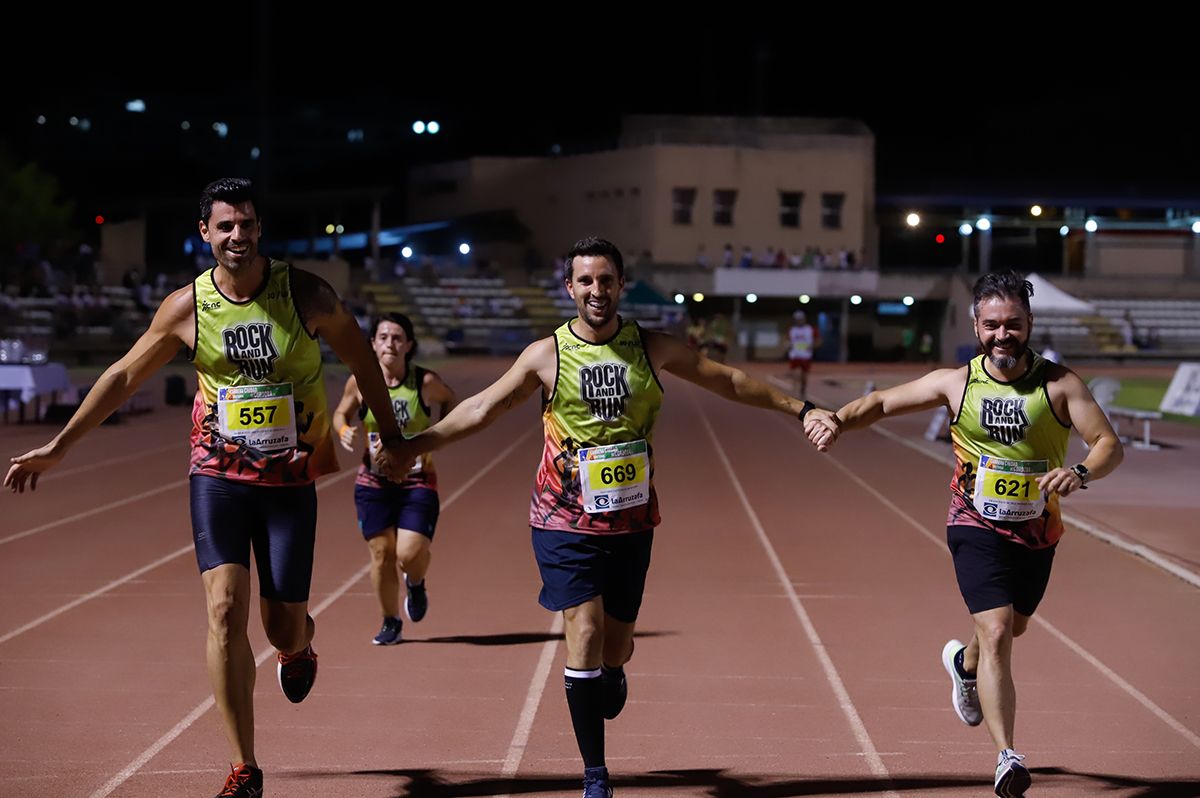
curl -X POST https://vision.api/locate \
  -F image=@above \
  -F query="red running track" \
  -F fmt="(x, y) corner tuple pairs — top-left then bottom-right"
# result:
(1, 359), (1197, 797)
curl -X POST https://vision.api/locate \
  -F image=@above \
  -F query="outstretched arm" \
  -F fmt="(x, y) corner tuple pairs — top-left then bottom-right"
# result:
(406, 338), (553, 457)
(833, 368), (963, 430)
(5, 287), (192, 492)
(646, 330), (839, 447)
(802, 367), (964, 452)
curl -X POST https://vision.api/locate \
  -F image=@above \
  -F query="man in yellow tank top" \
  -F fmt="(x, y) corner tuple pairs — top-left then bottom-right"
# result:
(4, 178), (408, 798)
(394, 237), (837, 798)
(804, 272), (1123, 798)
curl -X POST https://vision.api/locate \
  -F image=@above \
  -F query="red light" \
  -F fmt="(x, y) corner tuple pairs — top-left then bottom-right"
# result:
(935, 233), (945, 244)
(95, 215), (105, 225)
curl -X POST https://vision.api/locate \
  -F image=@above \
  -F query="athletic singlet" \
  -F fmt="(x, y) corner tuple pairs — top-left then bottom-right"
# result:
(529, 318), (663, 534)
(947, 353), (1070, 548)
(189, 260), (338, 485)
(356, 365), (437, 491)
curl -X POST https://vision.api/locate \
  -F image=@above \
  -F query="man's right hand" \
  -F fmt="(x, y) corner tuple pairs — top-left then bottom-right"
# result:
(5, 443), (66, 493)
(803, 409), (841, 453)
(376, 435), (416, 483)
(337, 424), (358, 452)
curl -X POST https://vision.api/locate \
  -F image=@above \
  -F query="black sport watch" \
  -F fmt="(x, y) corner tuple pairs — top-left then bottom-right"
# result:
(1069, 463), (1090, 486)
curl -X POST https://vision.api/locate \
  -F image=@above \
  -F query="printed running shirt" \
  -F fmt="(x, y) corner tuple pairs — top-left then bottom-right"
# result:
(189, 260), (338, 485)
(947, 352), (1070, 548)
(529, 318), (663, 534)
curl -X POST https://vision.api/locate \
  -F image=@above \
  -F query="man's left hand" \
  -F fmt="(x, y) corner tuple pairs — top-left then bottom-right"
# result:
(1038, 467), (1085, 497)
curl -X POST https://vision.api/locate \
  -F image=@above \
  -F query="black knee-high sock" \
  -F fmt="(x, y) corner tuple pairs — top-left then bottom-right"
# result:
(564, 667), (605, 768)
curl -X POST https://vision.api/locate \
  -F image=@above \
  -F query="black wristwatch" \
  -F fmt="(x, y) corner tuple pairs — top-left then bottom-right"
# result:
(798, 400), (816, 423)
(1069, 463), (1090, 488)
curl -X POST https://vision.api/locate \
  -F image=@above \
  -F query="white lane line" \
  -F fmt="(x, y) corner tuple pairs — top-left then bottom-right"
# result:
(496, 613), (565, 793)
(768, 375), (1200, 589)
(90, 429), (536, 798)
(771, 412), (1200, 750)
(0, 544), (194, 646)
(39, 443), (182, 483)
(696, 394), (899, 797)
(1, 470), (353, 644)
(2, 480), (189, 546)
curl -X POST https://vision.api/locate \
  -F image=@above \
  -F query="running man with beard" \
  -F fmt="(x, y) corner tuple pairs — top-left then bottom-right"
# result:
(803, 271), (1123, 797)
(391, 236), (836, 798)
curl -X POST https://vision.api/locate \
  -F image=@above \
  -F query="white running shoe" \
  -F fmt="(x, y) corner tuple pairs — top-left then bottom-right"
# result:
(941, 639), (982, 726)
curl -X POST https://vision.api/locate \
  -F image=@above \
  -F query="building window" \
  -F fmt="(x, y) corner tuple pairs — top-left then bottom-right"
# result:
(713, 188), (738, 226)
(672, 187), (697, 225)
(821, 192), (845, 230)
(780, 191), (803, 228)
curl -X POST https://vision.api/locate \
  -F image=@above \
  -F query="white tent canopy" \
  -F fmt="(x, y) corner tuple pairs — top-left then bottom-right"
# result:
(1025, 272), (1094, 314)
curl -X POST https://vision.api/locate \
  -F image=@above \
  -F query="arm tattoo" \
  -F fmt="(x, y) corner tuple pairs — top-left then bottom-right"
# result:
(500, 386), (523, 409)
(294, 271), (341, 328)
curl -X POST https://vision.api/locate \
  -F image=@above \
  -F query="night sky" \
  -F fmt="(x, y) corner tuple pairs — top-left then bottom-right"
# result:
(7, 8), (1199, 224)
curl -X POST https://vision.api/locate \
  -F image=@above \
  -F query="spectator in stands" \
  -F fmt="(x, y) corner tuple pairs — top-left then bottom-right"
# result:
(1039, 334), (1063, 365)
(721, 243), (735, 269)
(1118, 310), (1136, 349)
(695, 244), (709, 269)
(738, 246), (754, 269)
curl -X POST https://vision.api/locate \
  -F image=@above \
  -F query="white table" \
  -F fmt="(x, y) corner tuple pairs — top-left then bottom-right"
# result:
(0, 363), (72, 422)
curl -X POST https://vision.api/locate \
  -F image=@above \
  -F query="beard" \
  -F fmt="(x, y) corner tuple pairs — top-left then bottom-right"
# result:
(985, 336), (1028, 369)
(577, 300), (616, 329)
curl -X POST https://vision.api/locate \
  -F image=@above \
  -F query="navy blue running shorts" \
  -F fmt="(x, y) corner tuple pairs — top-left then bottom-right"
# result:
(947, 524), (1056, 617)
(354, 484), (439, 540)
(530, 527), (654, 623)
(189, 475), (317, 603)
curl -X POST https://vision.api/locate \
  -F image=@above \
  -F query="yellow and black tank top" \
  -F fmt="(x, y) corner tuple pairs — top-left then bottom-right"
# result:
(947, 353), (1070, 548)
(530, 317), (664, 534)
(189, 259), (338, 485)
(356, 365), (437, 491)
